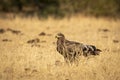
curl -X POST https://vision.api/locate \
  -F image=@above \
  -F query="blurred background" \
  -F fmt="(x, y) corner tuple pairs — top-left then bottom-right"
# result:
(0, 1), (120, 80)
(0, 0), (120, 18)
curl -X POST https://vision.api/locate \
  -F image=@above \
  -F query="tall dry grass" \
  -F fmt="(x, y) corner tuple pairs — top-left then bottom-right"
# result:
(0, 15), (120, 80)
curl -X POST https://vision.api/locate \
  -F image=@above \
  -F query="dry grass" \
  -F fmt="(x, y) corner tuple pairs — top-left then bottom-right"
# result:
(0, 15), (120, 80)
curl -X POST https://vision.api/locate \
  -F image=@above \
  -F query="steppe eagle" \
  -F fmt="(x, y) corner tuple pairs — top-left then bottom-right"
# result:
(55, 33), (101, 64)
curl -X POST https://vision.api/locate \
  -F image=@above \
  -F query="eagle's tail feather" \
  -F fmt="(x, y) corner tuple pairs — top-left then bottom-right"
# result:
(83, 45), (102, 56)
(94, 48), (102, 55)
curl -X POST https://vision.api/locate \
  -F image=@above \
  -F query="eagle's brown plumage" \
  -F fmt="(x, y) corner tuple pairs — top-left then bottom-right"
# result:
(55, 33), (101, 63)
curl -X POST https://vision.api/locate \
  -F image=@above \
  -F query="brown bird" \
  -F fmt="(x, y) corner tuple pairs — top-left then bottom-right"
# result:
(55, 33), (101, 64)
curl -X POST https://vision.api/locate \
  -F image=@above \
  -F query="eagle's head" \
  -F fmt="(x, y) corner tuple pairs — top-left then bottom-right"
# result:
(55, 33), (65, 39)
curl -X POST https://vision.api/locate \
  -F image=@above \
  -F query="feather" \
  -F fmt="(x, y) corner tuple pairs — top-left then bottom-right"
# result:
(56, 33), (101, 63)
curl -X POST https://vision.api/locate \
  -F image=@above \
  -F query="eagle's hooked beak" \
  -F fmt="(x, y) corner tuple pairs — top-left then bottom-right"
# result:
(55, 35), (58, 38)
(55, 35), (61, 38)
(55, 36), (57, 38)
(55, 35), (57, 38)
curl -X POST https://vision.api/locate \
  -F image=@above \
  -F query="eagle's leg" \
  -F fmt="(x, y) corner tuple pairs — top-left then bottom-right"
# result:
(69, 54), (75, 64)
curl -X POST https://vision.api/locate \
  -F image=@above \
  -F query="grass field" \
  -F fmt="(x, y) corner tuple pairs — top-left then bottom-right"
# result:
(0, 15), (120, 80)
